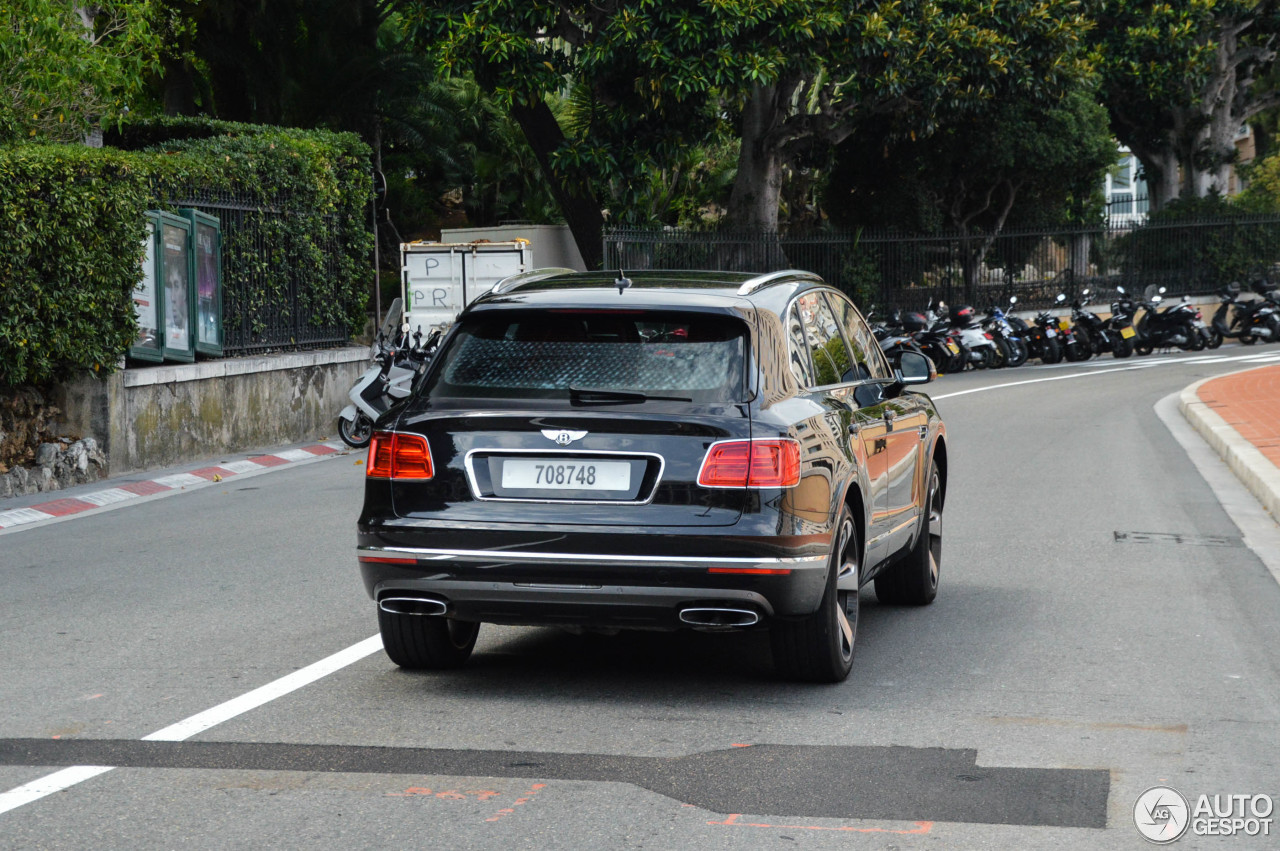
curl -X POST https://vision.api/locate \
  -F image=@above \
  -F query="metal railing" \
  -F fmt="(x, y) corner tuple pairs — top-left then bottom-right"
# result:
(604, 211), (1280, 312)
(164, 187), (352, 356)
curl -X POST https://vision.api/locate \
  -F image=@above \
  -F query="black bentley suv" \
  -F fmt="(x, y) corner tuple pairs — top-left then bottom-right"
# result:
(357, 269), (947, 682)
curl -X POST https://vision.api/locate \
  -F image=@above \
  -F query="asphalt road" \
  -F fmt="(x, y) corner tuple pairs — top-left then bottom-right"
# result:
(2, 346), (1279, 849)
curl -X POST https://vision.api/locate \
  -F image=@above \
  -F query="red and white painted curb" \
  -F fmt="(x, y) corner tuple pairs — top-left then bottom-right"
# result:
(0, 442), (347, 531)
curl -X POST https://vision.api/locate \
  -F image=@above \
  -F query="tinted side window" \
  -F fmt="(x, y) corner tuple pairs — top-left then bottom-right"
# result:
(827, 292), (891, 380)
(786, 305), (816, 387)
(795, 292), (853, 387)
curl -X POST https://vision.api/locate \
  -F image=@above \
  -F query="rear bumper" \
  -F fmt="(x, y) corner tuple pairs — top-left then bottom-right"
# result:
(357, 544), (829, 628)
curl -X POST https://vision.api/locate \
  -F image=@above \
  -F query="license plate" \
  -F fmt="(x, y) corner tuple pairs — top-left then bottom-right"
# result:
(1045, 328), (1057, 338)
(946, 342), (960, 355)
(1058, 319), (1071, 331)
(501, 459), (631, 491)
(1120, 326), (1136, 339)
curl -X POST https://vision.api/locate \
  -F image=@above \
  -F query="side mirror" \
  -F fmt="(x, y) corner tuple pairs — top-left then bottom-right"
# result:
(1116, 286), (1126, 295)
(1158, 286), (1167, 294)
(893, 349), (936, 387)
(1082, 288), (1091, 296)
(1009, 296), (1018, 305)
(1056, 293), (1067, 303)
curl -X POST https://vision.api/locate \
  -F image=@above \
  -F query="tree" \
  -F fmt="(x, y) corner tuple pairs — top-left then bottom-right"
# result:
(826, 87), (1116, 294)
(0, 0), (165, 144)
(1091, 0), (1280, 209)
(413, 0), (1092, 267)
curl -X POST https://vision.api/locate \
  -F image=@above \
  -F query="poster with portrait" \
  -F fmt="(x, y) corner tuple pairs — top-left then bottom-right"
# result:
(195, 221), (220, 349)
(162, 222), (191, 355)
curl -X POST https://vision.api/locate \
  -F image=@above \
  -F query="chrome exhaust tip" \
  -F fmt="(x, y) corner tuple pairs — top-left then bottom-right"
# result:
(678, 607), (760, 628)
(378, 596), (448, 616)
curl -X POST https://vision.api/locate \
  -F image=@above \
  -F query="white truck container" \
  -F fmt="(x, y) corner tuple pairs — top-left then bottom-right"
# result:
(400, 240), (531, 336)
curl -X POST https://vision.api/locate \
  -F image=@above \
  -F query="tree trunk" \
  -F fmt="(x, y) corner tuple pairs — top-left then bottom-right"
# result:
(723, 83), (788, 270)
(509, 100), (604, 271)
(1140, 149), (1182, 211)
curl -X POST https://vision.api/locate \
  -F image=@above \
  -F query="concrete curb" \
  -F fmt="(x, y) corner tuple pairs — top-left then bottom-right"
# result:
(1180, 372), (1280, 524)
(0, 441), (349, 531)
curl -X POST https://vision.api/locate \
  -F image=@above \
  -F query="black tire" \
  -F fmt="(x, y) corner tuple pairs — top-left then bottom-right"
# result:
(771, 504), (858, 683)
(378, 607), (480, 670)
(874, 461), (942, 606)
(1135, 340), (1154, 356)
(1005, 338), (1029, 368)
(338, 412), (374, 448)
(991, 336), (1010, 368)
(1186, 327), (1206, 351)
(1113, 336), (1134, 358)
(1241, 332), (1257, 345)
(1040, 337), (1063, 364)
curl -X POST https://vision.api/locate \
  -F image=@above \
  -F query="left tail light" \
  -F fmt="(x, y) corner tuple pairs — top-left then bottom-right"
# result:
(367, 431), (433, 480)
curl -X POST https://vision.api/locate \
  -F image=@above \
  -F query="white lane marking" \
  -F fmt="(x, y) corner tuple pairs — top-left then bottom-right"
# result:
(0, 507), (56, 528)
(143, 635), (384, 741)
(78, 488), (137, 507)
(933, 351), (1278, 400)
(152, 473), (207, 489)
(0, 635), (384, 816)
(0, 766), (114, 816)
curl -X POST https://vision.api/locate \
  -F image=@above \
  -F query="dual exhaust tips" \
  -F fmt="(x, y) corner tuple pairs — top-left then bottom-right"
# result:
(379, 596), (760, 629)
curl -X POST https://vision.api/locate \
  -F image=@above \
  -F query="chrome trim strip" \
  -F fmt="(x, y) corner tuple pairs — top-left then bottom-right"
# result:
(358, 545), (826, 567)
(463, 447), (665, 505)
(490, 267), (578, 295)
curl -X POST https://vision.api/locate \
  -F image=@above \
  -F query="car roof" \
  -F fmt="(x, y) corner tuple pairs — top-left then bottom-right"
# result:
(469, 269), (829, 314)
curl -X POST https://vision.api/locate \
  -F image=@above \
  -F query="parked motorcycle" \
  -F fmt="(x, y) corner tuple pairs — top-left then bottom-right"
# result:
(905, 308), (965, 374)
(1071, 289), (1134, 359)
(338, 299), (439, 448)
(1207, 282), (1280, 347)
(1022, 301), (1065, 364)
(982, 297), (1029, 367)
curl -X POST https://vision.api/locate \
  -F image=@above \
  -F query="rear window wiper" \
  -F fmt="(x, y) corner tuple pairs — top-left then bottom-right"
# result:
(568, 386), (693, 404)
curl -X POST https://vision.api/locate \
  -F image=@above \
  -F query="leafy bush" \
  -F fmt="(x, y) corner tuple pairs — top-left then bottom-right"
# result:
(1111, 194), (1280, 293)
(0, 121), (372, 387)
(0, 145), (151, 387)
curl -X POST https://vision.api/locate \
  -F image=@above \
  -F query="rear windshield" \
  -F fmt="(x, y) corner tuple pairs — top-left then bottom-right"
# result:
(423, 311), (747, 403)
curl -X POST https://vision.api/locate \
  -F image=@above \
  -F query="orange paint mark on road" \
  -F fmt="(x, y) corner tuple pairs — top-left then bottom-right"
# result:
(708, 813), (934, 835)
(484, 782), (548, 824)
(730, 743), (752, 747)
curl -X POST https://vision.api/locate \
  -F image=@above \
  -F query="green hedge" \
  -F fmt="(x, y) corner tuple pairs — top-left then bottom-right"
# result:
(0, 121), (372, 388)
(0, 145), (151, 388)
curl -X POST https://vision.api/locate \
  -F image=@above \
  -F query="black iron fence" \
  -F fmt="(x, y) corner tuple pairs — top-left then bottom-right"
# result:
(603, 211), (1280, 313)
(166, 188), (351, 356)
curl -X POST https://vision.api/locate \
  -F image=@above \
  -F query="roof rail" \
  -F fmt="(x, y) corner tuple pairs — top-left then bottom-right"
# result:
(736, 269), (825, 296)
(490, 267), (579, 295)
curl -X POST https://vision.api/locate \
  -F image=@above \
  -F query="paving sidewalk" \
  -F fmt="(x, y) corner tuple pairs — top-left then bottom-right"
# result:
(1180, 363), (1280, 523)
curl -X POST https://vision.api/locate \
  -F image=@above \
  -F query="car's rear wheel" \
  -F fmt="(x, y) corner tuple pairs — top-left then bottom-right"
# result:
(771, 504), (858, 683)
(875, 461), (942, 606)
(378, 607), (480, 669)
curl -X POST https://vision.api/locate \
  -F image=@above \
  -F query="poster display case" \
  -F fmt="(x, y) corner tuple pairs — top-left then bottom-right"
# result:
(129, 217), (164, 362)
(181, 209), (223, 356)
(157, 212), (195, 363)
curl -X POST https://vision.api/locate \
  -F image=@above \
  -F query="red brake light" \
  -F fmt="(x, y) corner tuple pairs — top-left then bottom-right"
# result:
(366, 431), (433, 480)
(698, 439), (801, 488)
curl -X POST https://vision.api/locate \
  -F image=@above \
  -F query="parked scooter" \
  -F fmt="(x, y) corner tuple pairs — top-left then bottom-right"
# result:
(944, 302), (999, 369)
(906, 308), (965, 374)
(1026, 301), (1067, 364)
(1132, 287), (1208, 354)
(1207, 282), (1280, 347)
(338, 299), (439, 448)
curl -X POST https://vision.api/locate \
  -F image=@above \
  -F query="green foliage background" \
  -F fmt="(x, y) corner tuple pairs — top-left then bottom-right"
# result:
(0, 121), (372, 388)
